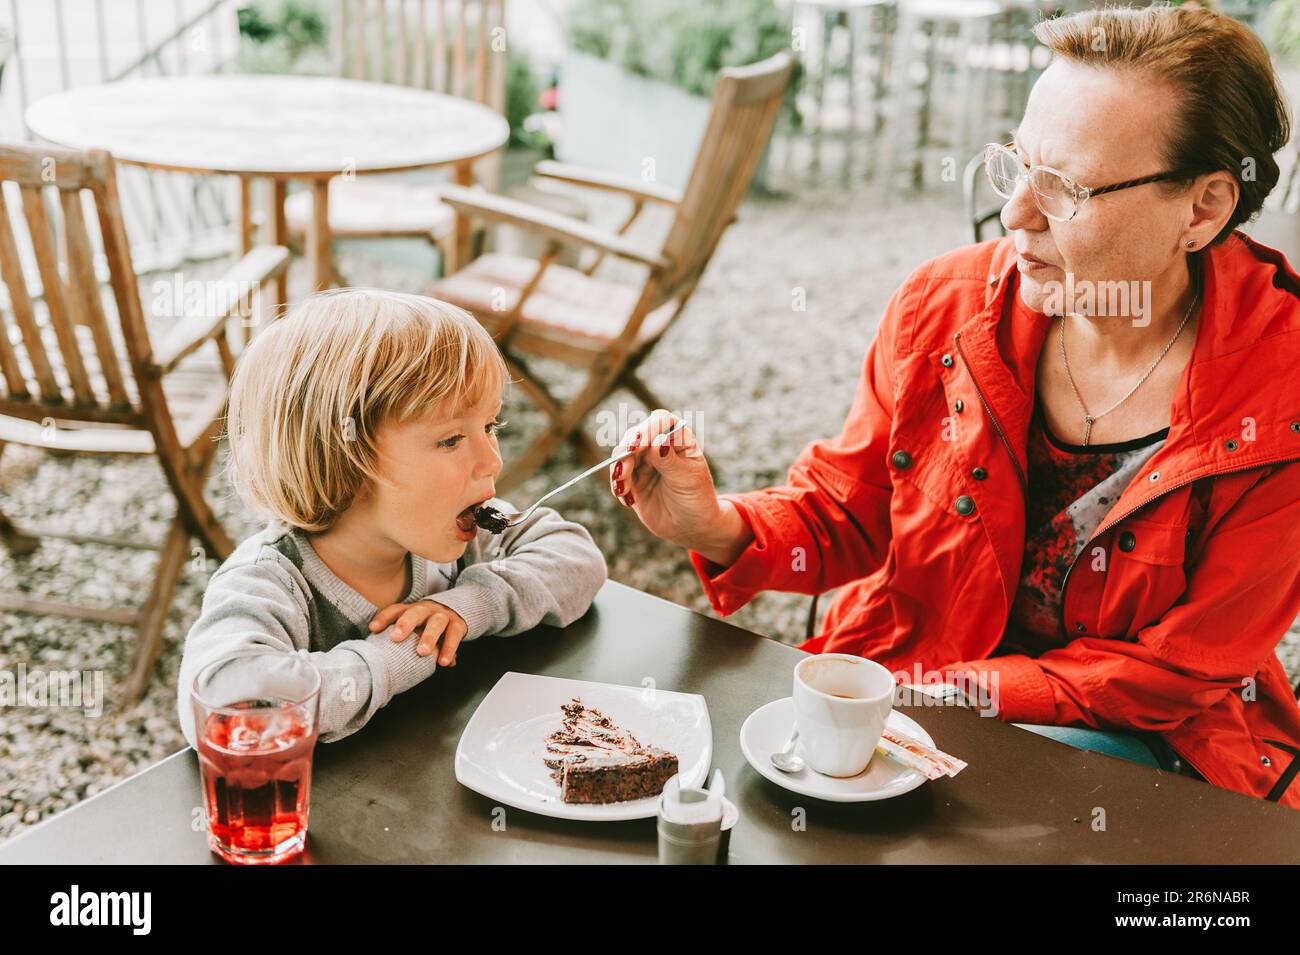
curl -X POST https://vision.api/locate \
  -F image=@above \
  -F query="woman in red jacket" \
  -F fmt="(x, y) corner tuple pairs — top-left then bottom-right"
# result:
(611, 4), (1300, 808)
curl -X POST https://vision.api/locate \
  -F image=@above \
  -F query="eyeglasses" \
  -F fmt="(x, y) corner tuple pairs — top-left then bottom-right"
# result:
(982, 142), (1196, 222)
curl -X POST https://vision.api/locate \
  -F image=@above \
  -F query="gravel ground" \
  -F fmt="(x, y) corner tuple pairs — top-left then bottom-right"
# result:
(2, 174), (1298, 843)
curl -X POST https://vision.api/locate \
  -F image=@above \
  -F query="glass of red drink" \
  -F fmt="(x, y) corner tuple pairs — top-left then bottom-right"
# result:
(191, 653), (322, 865)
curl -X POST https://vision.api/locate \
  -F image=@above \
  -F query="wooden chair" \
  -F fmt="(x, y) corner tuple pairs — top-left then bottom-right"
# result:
(428, 52), (796, 491)
(283, 0), (508, 279)
(0, 142), (289, 703)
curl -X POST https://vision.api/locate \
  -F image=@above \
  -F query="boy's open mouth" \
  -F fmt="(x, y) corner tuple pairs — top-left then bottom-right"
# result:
(455, 499), (494, 535)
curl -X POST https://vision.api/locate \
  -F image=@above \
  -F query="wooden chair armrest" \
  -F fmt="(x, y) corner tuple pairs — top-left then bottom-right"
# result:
(532, 160), (682, 206)
(150, 245), (291, 376)
(438, 185), (671, 271)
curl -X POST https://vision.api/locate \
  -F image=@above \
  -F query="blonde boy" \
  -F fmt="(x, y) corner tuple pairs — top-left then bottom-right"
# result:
(176, 289), (606, 747)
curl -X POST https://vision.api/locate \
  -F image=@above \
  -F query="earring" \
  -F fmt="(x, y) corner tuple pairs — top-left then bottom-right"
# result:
(1186, 239), (1196, 249)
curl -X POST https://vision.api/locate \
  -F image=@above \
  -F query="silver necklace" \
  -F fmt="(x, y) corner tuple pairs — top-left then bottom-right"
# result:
(1059, 276), (1199, 447)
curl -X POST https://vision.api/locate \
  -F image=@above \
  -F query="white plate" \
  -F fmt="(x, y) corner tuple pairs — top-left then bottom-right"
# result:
(454, 672), (712, 821)
(740, 697), (934, 802)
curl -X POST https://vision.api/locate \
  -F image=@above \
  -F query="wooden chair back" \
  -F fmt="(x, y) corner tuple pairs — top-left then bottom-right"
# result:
(333, 0), (507, 112)
(655, 53), (795, 308)
(0, 143), (164, 433)
(0, 143), (293, 703)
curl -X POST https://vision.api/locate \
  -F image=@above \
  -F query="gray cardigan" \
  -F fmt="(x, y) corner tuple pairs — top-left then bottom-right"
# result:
(175, 500), (606, 748)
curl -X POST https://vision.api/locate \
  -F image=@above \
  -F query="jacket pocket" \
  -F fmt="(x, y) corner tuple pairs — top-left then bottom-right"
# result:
(890, 404), (978, 524)
(1097, 517), (1189, 636)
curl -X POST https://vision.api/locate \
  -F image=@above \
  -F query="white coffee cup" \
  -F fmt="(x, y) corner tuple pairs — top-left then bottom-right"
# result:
(792, 653), (895, 777)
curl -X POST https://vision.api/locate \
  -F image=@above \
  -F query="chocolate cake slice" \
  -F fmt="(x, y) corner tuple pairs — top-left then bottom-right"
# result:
(544, 697), (679, 804)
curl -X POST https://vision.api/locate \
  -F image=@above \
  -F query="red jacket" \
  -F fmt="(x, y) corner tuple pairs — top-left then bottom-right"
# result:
(693, 231), (1300, 809)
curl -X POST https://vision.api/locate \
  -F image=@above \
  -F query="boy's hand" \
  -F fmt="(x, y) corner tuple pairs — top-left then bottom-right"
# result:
(369, 600), (468, 666)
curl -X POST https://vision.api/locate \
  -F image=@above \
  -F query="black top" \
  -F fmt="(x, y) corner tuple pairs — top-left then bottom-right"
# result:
(1035, 394), (1170, 455)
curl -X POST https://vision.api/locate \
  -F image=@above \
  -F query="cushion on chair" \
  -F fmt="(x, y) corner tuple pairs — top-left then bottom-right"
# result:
(0, 288), (241, 454)
(284, 177), (456, 239)
(431, 252), (677, 344)
(0, 350), (228, 454)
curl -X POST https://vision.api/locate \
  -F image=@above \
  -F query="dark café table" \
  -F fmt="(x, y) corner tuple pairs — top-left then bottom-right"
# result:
(3, 582), (1298, 864)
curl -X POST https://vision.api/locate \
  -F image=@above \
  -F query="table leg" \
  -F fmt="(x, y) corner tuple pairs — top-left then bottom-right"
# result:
(845, 7), (859, 186)
(308, 177), (333, 293)
(448, 159), (475, 276)
(266, 178), (288, 309)
(955, 17), (977, 173)
(235, 176), (256, 345)
(968, 17), (992, 164)
(238, 176), (254, 255)
(881, 5), (918, 195)
(812, 10), (831, 178)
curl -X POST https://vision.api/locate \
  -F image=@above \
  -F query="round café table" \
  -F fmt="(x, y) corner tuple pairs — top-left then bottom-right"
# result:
(25, 75), (510, 296)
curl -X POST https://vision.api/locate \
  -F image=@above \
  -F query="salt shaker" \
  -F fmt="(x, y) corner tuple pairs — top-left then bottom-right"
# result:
(657, 772), (739, 864)
(657, 775), (722, 864)
(706, 768), (740, 864)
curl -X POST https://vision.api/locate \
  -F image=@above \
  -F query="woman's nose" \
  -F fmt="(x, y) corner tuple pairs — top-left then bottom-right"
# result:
(1000, 174), (1047, 234)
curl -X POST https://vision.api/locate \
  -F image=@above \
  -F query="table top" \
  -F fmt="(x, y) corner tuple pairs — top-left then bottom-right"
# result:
(3, 580), (1297, 864)
(24, 75), (510, 178)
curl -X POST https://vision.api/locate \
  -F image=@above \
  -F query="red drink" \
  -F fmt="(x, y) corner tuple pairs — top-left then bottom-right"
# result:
(197, 703), (318, 864)
(191, 655), (322, 865)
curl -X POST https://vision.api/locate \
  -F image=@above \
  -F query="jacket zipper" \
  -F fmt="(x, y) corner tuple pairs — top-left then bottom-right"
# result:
(1054, 458), (1300, 796)
(951, 320), (1294, 649)
(958, 323), (1298, 792)
(953, 331), (1027, 493)
(1057, 455), (1300, 637)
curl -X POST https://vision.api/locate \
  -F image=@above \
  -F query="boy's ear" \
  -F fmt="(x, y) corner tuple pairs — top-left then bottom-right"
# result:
(351, 476), (373, 505)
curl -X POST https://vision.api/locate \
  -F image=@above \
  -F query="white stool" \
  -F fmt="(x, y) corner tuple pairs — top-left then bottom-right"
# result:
(781, 0), (896, 184)
(879, 0), (1004, 192)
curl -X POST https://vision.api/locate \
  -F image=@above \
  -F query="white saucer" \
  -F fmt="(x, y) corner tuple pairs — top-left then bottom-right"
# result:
(739, 697), (934, 802)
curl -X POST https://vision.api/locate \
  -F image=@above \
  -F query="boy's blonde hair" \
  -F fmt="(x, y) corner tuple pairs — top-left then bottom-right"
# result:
(225, 288), (508, 532)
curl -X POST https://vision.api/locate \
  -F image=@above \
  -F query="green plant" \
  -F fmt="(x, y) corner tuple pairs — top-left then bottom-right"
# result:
(567, 0), (793, 99)
(237, 0), (329, 73)
(1265, 0), (1300, 63)
(237, 6), (276, 44)
(505, 53), (543, 149)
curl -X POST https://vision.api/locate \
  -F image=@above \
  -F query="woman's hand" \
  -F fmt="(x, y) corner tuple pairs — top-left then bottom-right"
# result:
(609, 410), (753, 567)
(369, 599), (467, 666)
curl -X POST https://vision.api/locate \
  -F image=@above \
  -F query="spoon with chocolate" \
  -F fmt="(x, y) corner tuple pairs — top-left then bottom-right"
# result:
(469, 419), (688, 534)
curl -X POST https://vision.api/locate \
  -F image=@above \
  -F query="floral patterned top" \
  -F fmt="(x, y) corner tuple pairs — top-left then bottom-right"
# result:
(1004, 396), (1168, 651)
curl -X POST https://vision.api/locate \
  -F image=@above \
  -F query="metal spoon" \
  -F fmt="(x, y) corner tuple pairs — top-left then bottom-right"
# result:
(474, 419), (689, 533)
(770, 727), (805, 773)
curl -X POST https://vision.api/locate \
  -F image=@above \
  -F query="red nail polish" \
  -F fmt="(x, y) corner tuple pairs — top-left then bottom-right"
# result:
(630, 433), (641, 450)
(613, 480), (624, 496)
(612, 461), (623, 480)
(658, 441), (669, 458)
(622, 493), (635, 507)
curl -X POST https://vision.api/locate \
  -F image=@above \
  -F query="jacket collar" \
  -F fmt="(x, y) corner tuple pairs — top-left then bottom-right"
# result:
(951, 231), (1300, 524)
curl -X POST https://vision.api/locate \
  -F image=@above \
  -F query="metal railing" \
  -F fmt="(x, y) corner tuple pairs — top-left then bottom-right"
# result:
(4, 0), (244, 274)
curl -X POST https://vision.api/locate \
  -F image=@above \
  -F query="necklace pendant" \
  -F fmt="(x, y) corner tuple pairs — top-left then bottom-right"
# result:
(1082, 415), (1094, 446)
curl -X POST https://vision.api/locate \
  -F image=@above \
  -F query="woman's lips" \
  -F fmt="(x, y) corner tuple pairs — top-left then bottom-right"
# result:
(1017, 251), (1053, 271)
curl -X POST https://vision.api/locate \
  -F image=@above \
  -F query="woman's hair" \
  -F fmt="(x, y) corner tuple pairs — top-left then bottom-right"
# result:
(1033, 2), (1290, 245)
(225, 288), (508, 532)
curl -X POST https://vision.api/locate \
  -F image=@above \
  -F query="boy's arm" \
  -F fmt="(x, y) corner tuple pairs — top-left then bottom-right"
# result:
(420, 500), (607, 639)
(177, 555), (446, 748)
